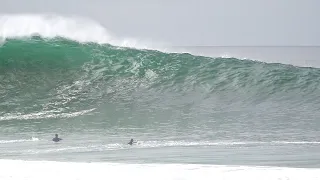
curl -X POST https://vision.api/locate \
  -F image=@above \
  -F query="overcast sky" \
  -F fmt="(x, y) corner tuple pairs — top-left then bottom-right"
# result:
(1, 0), (319, 46)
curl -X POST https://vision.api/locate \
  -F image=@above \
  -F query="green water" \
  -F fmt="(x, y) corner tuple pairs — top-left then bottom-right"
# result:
(0, 37), (320, 167)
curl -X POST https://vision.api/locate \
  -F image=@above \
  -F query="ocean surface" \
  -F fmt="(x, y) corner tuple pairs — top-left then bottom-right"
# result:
(0, 15), (320, 180)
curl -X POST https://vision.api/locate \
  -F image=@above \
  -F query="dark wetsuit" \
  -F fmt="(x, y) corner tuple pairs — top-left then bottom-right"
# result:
(128, 139), (136, 145)
(53, 134), (62, 142)
(52, 137), (62, 142)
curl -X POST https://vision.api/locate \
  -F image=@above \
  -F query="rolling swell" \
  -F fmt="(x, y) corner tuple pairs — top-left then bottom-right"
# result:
(0, 37), (320, 121)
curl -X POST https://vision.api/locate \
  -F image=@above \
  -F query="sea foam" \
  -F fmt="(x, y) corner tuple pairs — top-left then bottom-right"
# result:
(0, 14), (166, 50)
(0, 159), (319, 180)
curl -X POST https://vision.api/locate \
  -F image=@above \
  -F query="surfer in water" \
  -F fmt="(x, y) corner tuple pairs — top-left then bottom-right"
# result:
(128, 138), (137, 145)
(52, 134), (62, 142)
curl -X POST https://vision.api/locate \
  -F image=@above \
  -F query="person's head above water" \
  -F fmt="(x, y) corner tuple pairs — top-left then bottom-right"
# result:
(55, 134), (58, 138)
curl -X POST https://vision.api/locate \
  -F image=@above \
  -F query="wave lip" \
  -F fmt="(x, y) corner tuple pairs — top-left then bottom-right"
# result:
(0, 14), (161, 49)
(0, 159), (319, 180)
(0, 14), (110, 43)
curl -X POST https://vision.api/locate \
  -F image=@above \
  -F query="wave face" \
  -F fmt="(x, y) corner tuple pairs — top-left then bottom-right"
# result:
(1, 37), (319, 119)
(1, 15), (320, 170)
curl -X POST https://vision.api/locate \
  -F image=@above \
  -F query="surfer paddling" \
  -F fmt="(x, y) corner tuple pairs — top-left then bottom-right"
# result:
(52, 134), (62, 142)
(128, 138), (137, 145)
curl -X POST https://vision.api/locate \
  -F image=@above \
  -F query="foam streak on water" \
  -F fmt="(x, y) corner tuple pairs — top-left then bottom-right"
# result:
(0, 137), (38, 144)
(0, 108), (95, 121)
(0, 160), (319, 180)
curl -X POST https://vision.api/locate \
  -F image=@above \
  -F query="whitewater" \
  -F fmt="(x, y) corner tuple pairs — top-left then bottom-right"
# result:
(0, 14), (320, 180)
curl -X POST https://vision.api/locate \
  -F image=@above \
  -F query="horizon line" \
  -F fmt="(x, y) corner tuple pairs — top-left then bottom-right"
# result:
(172, 45), (320, 47)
